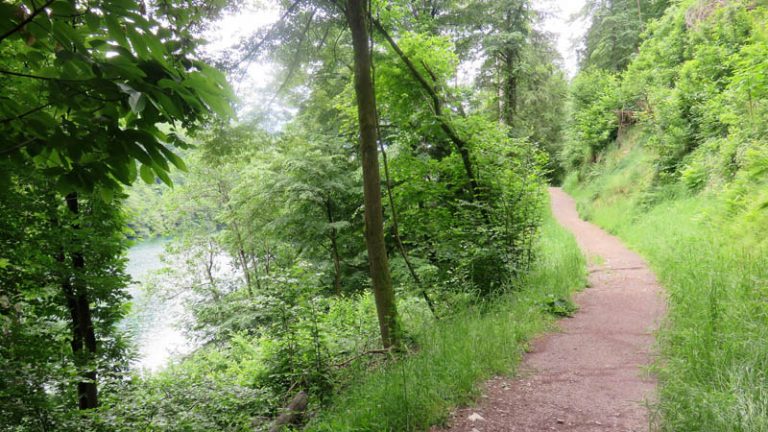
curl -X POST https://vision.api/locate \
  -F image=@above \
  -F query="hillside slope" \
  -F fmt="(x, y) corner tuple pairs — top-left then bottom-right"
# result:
(565, 130), (768, 431)
(562, 1), (768, 430)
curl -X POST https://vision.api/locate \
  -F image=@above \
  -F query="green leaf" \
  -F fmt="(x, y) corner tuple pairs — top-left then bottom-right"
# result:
(153, 165), (173, 187)
(148, 91), (184, 119)
(50, 1), (77, 16)
(52, 19), (85, 50)
(84, 10), (101, 30)
(126, 27), (149, 58)
(129, 92), (146, 114)
(105, 54), (147, 79)
(139, 164), (155, 184)
(105, 15), (129, 46)
(157, 145), (187, 172)
(99, 187), (114, 203)
(125, 142), (153, 166)
(127, 160), (138, 183)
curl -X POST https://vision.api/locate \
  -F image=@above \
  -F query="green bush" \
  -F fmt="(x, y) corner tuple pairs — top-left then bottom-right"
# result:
(561, 69), (620, 170)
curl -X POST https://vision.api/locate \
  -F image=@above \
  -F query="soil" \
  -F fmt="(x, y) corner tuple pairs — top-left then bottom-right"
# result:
(433, 188), (666, 432)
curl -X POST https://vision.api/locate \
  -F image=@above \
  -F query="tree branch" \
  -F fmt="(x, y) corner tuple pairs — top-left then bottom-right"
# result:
(268, 8), (317, 105)
(0, 0), (56, 44)
(0, 101), (53, 124)
(334, 349), (391, 368)
(0, 137), (38, 155)
(0, 69), (89, 82)
(372, 18), (482, 202)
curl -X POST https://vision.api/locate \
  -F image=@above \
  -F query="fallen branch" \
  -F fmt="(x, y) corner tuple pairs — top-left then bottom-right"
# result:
(268, 391), (309, 432)
(335, 348), (391, 368)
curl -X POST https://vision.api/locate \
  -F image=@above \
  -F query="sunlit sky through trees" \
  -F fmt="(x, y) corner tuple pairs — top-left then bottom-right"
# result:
(202, 0), (587, 119)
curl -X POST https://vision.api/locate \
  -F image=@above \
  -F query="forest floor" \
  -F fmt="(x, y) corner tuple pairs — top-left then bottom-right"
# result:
(434, 188), (666, 432)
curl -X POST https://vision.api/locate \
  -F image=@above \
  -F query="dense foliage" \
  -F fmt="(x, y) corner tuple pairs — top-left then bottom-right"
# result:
(578, 0), (670, 71)
(110, 1), (562, 427)
(565, 0), (768, 209)
(0, 0), (231, 427)
(0, 162), (130, 430)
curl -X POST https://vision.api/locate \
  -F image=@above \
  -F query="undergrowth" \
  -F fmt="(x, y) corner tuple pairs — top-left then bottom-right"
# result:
(306, 210), (586, 431)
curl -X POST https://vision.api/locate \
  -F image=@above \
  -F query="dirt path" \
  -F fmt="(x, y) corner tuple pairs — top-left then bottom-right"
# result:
(435, 188), (666, 432)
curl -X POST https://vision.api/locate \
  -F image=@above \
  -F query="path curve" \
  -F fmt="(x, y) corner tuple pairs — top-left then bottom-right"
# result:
(435, 188), (666, 432)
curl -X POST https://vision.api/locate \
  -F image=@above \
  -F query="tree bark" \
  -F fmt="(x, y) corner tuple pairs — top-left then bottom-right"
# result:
(346, 0), (401, 349)
(502, 48), (517, 127)
(325, 198), (343, 295)
(62, 193), (98, 410)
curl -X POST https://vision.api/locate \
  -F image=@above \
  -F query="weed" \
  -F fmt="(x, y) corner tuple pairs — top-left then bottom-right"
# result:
(541, 294), (579, 317)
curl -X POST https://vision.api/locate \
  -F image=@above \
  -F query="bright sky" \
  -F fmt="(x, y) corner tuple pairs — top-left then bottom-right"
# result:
(203, 0), (590, 111)
(536, 0), (589, 77)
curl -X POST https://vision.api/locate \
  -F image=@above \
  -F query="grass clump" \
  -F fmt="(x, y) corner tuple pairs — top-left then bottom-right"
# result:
(307, 212), (586, 432)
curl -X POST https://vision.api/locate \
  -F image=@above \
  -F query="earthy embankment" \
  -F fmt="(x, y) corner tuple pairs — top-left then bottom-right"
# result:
(436, 188), (666, 432)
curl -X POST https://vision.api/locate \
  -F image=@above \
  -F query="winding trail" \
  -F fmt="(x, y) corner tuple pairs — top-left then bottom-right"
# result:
(436, 188), (666, 432)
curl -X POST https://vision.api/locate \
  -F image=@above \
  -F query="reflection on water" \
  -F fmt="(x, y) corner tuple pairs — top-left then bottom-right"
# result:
(124, 238), (240, 372)
(124, 238), (192, 372)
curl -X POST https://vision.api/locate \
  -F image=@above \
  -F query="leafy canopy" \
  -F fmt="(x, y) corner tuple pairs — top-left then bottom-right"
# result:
(0, 0), (233, 194)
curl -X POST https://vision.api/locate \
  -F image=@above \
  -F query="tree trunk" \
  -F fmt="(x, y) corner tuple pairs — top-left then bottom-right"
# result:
(219, 182), (253, 295)
(346, 0), (401, 349)
(268, 391), (308, 432)
(325, 199), (343, 295)
(502, 49), (517, 127)
(62, 193), (98, 410)
(230, 220), (252, 295)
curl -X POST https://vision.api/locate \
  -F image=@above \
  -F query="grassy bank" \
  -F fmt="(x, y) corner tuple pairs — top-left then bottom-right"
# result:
(565, 136), (768, 431)
(307, 210), (586, 431)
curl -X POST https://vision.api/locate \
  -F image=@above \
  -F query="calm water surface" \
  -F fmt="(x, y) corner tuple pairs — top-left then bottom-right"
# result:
(125, 238), (192, 372)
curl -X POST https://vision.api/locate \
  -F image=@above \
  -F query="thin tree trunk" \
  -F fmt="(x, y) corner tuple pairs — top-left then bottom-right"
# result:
(250, 256), (263, 291)
(237, 244), (252, 293)
(62, 193), (98, 410)
(379, 141), (438, 318)
(372, 19), (481, 201)
(218, 182), (253, 295)
(325, 198), (343, 295)
(503, 49), (517, 127)
(497, 57), (505, 124)
(346, 0), (401, 349)
(231, 220), (252, 295)
(265, 243), (272, 276)
(204, 241), (221, 302)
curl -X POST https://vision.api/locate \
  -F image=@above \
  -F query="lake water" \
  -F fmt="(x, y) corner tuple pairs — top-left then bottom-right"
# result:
(124, 238), (192, 372)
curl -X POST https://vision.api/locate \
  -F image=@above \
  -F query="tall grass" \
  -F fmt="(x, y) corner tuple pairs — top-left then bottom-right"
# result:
(307, 213), (586, 431)
(566, 140), (768, 431)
